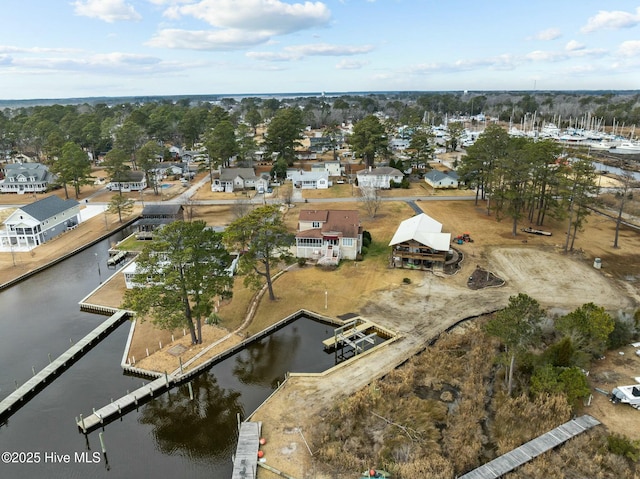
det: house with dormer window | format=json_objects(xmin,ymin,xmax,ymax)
[
  {"xmin": 0, "ymin": 163, "xmax": 55, "ymax": 194},
  {"xmin": 295, "ymin": 209, "xmax": 362, "ymax": 265},
  {"xmin": 1, "ymin": 195, "xmax": 80, "ymax": 248}
]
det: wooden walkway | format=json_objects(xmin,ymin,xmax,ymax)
[
  {"xmin": 77, "ymin": 374, "xmax": 172, "ymax": 432},
  {"xmin": 232, "ymin": 421, "xmax": 261, "ymax": 479},
  {"xmin": 459, "ymin": 415, "xmax": 601, "ymax": 479},
  {"xmin": 0, "ymin": 310, "xmax": 130, "ymax": 424}
]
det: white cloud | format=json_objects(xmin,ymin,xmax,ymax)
[
  {"xmin": 335, "ymin": 59, "xmax": 368, "ymax": 70},
  {"xmin": 533, "ymin": 28, "xmax": 561, "ymax": 41},
  {"xmin": 565, "ymin": 40, "xmax": 585, "ymax": 52},
  {"xmin": 149, "ymin": 0, "xmax": 332, "ymax": 51},
  {"xmin": 72, "ymin": 0, "xmax": 142, "ymax": 22},
  {"xmin": 581, "ymin": 8, "xmax": 640, "ymax": 33},
  {"xmin": 0, "ymin": 45, "xmax": 81, "ymax": 54},
  {"xmin": 247, "ymin": 43, "xmax": 372, "ymax": 62},
  {"xmin": 617, "ymin": 40, "xmax": 640, "ymax": 57},
  {"xmin": 172, "ymin": 0, "xmax": 331, "ymax": 34},
  {"xmin": 147, "ymin": 28, "xmax": 271, "ymax": 50}
]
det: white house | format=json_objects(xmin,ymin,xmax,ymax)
[
  {"xmin": 311, "ymin": 161, "xmax": 342, "ymax": 177},
  {"xmin": 357, "ymin": 167, "xmax": 404, "ymax": 189},
  {"xmin": 389, "ymin": 213, "xmax": 451, "ymax": 270},
  {"xmin": 1, "ymin": 195, "xmax": 80, "ymax": 248},
  {"xmin": 290, "ymin": 170, "xmax": 329, "ymax": 189},
  {"xmin": 295, "ymin": 209, "xmax": 362, "ymax": 264},
  {"xmin": 424, "ymin": 170, "xmax": 459, "ymax": 189},
  {"xmin": 211, "ymin": 167, "xmax": 258, "ymax": 192},
  {"xmin": 107, "ymin": 171, "xmax": 147, "ymax": 192},
  {"xmin": 0, "ymin": 163, "xmax": 55, "ymax": 194}
]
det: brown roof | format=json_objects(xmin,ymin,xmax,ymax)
[
  {"xmin": 297, "ymin": 209, "xmax": 361, "ymax": 238},
  {"xmin": 298, "ymin": 210, "xmax": 329, "ymax": 222}
]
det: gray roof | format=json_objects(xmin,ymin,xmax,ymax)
[
  {"xmin": 141, "ymin": 204, "xmax": 183, "ymax": 216},
  {"xmin": 357, "ymin": 167, "xmax": 404, "ymax": 177},
  {"xmin": 220, "ymin": 168, "xmax": 257, "ymax": 181},
  {"xmin": 425, "ymin": 170, "xmax": 459, "ymax": 181},
  {"xmin": 20, "ymin": 195, "xmax": 79, "ymax": 221},
  {"xmin": 3, "ymin": 163, "xmax": 53, "ymax": 182}
]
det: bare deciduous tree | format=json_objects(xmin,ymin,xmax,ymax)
[
  {"xmin": 359, "ymin": 185, "xmax": 382, "ymax": 219},
  {"xmin": 232, "ymin": 198, "xmax": 253, "ymax": 220}
]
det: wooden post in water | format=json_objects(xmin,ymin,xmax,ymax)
[
  {"xmin": 99, "ymin": 432, "xmax": 107, "ymax": 454},
  {"xmin": 188, "ymin": 382, "xmax": 194, "ymax": 400},
  {"xmin": 48, "ymin": 353, "xmax": 52, "ymax": 364}
]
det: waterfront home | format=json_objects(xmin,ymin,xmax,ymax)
[
  {"xmin": 389, "ymin": 213, "xmax": 451, "ymax": 270},
  {"xmin": 135, "ymin": 204, "xmax": 184, "ymax": 239},
  {"xmin": 295, "ymin": 209, "xmax": 362, "ymax": 264},
  {"xmin": 1, "ymin": 195, "xmax": 80, "ymax": 248},
  {"xmin": 0, "ymin": 163, "xmax": 55, "ymax": 194}
]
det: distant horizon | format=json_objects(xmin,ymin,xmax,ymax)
[{"xmin": 2, "ymin": 88, "xmax": 639, "ymax": 108}]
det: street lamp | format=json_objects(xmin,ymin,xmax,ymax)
[{"xmin": 95, "ymin": 253, "xmax": 102, "ymax": 284}]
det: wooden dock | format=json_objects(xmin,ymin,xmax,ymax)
[
  {"xmin": 322, "ymin": 319, "xmax": 372, "ymax": 349},
  {"xmin": 77, "ymin": 374, "xmax": 172, "ymax": 433},
  {"xmin": 232, "ymin": 421, "xmax": 261, "ymax": 479},
  {"xmin": 0, "ymin": 310, "xmax": 130, "ymax": 424},
  {"xmin": 459, "ymin": 415, "xmax": 601, "ymax": 479}
]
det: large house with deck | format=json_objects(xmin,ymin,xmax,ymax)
[
  {"xmin": 295, "ymin": 209, "xmax": 362, "ymax": 265},
  {"xmin": 1, "ymin": 195, "xmax": 80, "ymax": 249},
  {"xmin": 389, "ymin": 213, "xmax": 451, "ymax": 270}
]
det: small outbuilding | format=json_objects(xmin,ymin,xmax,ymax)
[{"xmin": 424, "ymin": 170, "xmax": 459, "ymax": 189}]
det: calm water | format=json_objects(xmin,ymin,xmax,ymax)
[{"xmin": 0, "ymin": 232, "xmax": 341, "ymax": 478}]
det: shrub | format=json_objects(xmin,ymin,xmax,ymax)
[
  {"xmin": 297, "ymin": 257, "xmax": 307, "ymax": 267},
  {"xmin": 609, "ymin": 317, "xmax": 634, "ymax": 349},
  {"xmin": 362, "ymin": 236, "xmax": 371, "ymax": 248},
  {"xmin": 360, "ymin": 246, "xmax": 368, "ymax": 256},
  {"xmin": 607, "ymin": 433, "xmax": 640, "ymax": 462},
  {"xmin": 403, "ymin": 277, "xmax": 412, "ymax": 284},
  {"xmin": 362, "ymin": 230, "xmax": 372, "ymax": 243}
]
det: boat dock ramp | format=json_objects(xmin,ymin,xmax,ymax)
[{"xmin": 0, "ymin": 310, "xmax": 130, "ymax": 425}]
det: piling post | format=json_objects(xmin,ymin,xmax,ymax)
[
  {"xmin": 79, "ymin": 414, "xmax": 86, "ymax": 432},
  {"xmin": 48, "ymin": 353, "xmax": 52, "ymax": 364},
  {"xmin": 187, "ymin": 382, "xmax": 194, "ymax": 400},
  {"xmin": 164, "ymin": 372, "xmax": 170, "ymax": 387},
  {"xmin": 32, "ymin": 366, "xmax": 36, "ymax": 376},
  {"xmin": 70, "ymin": 338, "xmax": 73, "ymax": 344},
  {"xmin": 159, "ymin": 341, "xmax": 162, "ymax": 350},
  {"xmin": 99, "ymin": 432, "xmax": 107, "ymax": 454},
  {"xmin": 179, "ymin": 357, "xmax": 184, "ymax": 374},
  {"xmin": 14, "ymin": 380, "xmax": 18, "ymax": 390},
  {"xmin": 171, "ymin": 334, "xmax": 174, "ymax": 342},
  {"xmin": 146, "ymin": 348, "xmax": 149, "ymax": 357}
]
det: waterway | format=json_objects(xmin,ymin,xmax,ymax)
[
  {"xmin": 592, "ymin": 161, "xmax": 640, "ymax": 181},
  {"xmin": 0, "ymin": 231, "xmax": 344, "ymax": 478}
]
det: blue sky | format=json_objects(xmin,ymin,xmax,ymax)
[{"xmin": 1, "ymin": 1, "xmax": 639, "ymax": 99}]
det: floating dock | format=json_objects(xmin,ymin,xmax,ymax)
[
  {"xmin": 459, "ymin": 415, "xmax": 600, "ymax": 479},
  {"xmin": 0, "ymin": 310, "xmax": 130, "ymax": 424},
  {"xmin": 231, "ymin": 421, "xmax": 262, "ymax": 479}
]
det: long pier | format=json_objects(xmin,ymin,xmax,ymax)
[{"xmin": 0, "ymin": 310, "xmax": 130, "ymax": 425}]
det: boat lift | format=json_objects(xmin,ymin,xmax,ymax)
[{"xmin": 323, "ymin": 319, "xmax": 377, "ymax": 363}]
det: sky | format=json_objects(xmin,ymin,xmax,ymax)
[{"xmin": 1, "ymin": 0, "xmax": 639, "ymax": 100}]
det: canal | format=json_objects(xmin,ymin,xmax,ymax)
[{"xmin": 0, "ymin": 232, "xmax": 343, "ymax": 478}]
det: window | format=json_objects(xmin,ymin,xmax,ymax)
[
  {"xmin": 342, "ymin": 238, "xmax": 354, "ymax": 247},
  {"xmin": 312, "ymin": 221, "xmax": 320, "ymax": 228}
]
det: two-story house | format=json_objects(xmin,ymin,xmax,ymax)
[
  {"xmin": 1, "ymin": 195, "xmax": 80, "ymax": 249},
  {"xmin": 295, "ymin": 209, "xmax": 362, "ymax": 265},
  {"xmin": 0, "ymin": 163, "xmax": 55, "ymax": 194},
  {"xmin": 389, "ymin": 213, "xmax": 452, "ymax": 270},
  {"xmin": 211, "ymin": 167, "xmax": 258, "ymax": 192},
  {"xmin": 356, "ymin": 167, "xmax": 404, "ymax": 189}
]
